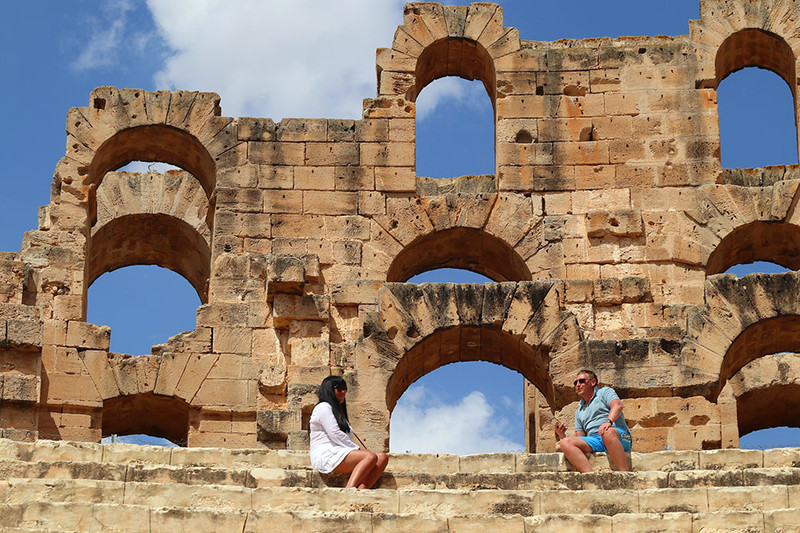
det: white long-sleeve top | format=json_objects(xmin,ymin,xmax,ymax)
[{"xmin": 309, "ymin": 402, "xmax": 359, "ymax": 473}]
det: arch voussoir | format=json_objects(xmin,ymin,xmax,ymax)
[
  {"xmin": 441, "ymin": 5, "xmax": 468, "ymax": 39},
  {"xmin": 502, "ymin": 281, "xmax": 557, "ymax": 336},
  {"xmin": 419, "ymin": 283, "xmax": 461, "ymax": 330},
  {"xmin": 398, "ymin": 5, "xmax": 438, "ymax": 49},
  {"xmin": 376, "ymin": 284, "xmax": 421, "ymax": 352},
  {"xmin": 409, "ymin": 3, "xmax": 448, "ymax": 40},
  {"xmin": 479, "ymin": 282, "xmax": 517, "ymax": 326},
  {"xmin": 393, "ymin": 26, "xmax": 426, "ymax": 57},
  {"xmin": 383, "ymin": 283, "xmax": 438, "ymax": 341},
  {"xmin": 465, "ymin": 3, "xmax": 499, "ymax": 42},
  {"xmin": 708, "ymin": 272, "xmax": 800, "ymax": 330},
  {"xmin": 375, "ymin": 197, "xmax": 435, "ymax": 247},
  {"xmin": 453, "ymin": 283, "xmax": 485, "ymax": 325}
]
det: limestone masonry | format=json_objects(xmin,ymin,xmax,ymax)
[{"xmin": 2, "ymin": 0, "xmax": 800, "ymax": 456}]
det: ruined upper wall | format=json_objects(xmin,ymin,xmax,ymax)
[{"xmin": 2, "ymin": 1, "xmax": 800, "ymax": 452}]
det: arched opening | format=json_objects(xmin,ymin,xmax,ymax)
[
  {"xmin": 719, "ymin": 316, "xmax": 800, "ymax": 390},
  {"xmin": 411, "ymin": 37, "xmax": 496, "ymax": 180},
  {"xmin": 409, "ymin": 38, "xmax": 496, "ymax": 103},
  {"xmin": 84, "ymin": 126, "xmax": 214, "ymax": 335},
  {"xmin": 89, "ymin": 125, "xmax": 216, "ymax": 195},
  {"xmin": 101, "ymin": 434, "xmax": 179, "ymax": 447},
  {"xmin": 387, "ymin": 228, "xmax": 531, "ymax": 282},
  {"xmin": 728, "ymin": 352, "xmax": 800, "ymax": 449},
  {"xmin": 102, "ymin": 393, "xmax": 190, "ymax": 446},
  {"xmin": 87, "ymin": 125, "xmax": 216, "ymax": 229},
  {"xmin": 389, "ymin": 268, "xmax": 526, "ymax": 455},
  {"xmin": 87, "ymin": 214, "xmax": 210, "ymax": 303},
  {"xmin": 740, "ymin": 426, "xmax": 800, "ymax": 449},
  {"xmin": 416, "ymin": 77, "xmax": 495, "ymax": 179},
  {"xmin": 706, "ymin": 222, "xmax": 800, "ymax": 275},
  {"xmin": 87, "ymin": 265, "xmax": 200, "ymax": 355},
  {"xmin": 390, "ymin": 361, "xmax": 525, "ymax": 454},
  {"xmin": 715, "ymin": 29, "xmax": 798, "ymax": 168},
  {"xmin": 724, "ymin": 261, "xmax": 791, "ymax": 277},
  {"xmin": 407, "ymin": 267, "xmax": 493, "ymax": 284},
  {"xmin": 386, "ymin": 325, "xmax": 550, "ymax": 453},
  {"xmin": 737, "ymin": 385, "xmax": 800, "ymax": 437},
  {"xmin": 117, "ymin": 161, "xmax": 180, "ymax": 173}
]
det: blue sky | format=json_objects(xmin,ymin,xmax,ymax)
[{"xmin": 1, "ymin": 1, "xmax": 798, "ymax": 451}]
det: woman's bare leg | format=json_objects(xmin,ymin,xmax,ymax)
[
  {"xmin": 333, "ymin": 450, "xmax": 378, "ymax": 488},
  {"xmin": 360, "ymin": 452, "xmax": 388, "ymax": 489}
]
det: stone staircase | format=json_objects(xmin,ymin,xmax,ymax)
[{"xmin": 0, "ymin": 438, "xmax": 798, "ymax": 532}]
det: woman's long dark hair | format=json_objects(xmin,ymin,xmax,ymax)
[{"xmin": 318, "ymin": 375, "xmax": 350, "ymax": 433}]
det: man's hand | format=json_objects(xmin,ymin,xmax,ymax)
[
  {"xmin": 555, "ymin": 421, "xmax": 567, "ymax": 440},
  {"xmin": 598, "ymin": 420, "xmax": 613, "ymax": 436}
]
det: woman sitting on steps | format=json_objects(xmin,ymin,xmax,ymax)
[{"xmin": 309, "ymin": 375, "xmax": 389, "ymax": 489}]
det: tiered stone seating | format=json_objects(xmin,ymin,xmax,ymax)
[{"xmin": 0, "ymin": 438, "xmax": 798, "ymax": 532}]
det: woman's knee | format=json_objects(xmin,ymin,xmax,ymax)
[
  {"xmin": 361, "ymin": 451, "xmax": 378, "ymax": 467},
  {"xmin": 376, "ymin": 452, "xmax": 389, "ymax": 468}
]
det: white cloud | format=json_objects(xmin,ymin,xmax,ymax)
[
  {"xmin": 501, "ymin": 394, "xmax": 522, "ymax": 416},
  {"xmin": 390, "ymin": 385, "xmax": 524, "ymax": 454},
  {"xmin": 415, "ymin": 77, "xmax": 490, "ymax": 121},
  {"xmin": 146, "ymin": 0, "xmax": 407, "ymax": 120},
  {"xmin": 71, "ymin": 0, "xmax": 137, "ymax": 71}
]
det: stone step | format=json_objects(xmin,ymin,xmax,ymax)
[
  {"xmin": 0, "ymin": 503, "xmax": 798, "ymax": 533},
  {"xmin": 2, "ymin": 457, "xmax": 800, "ymax": 492},
  {"xmin": 24, "ymin": 458, "xmax": 800, "ymax": 491},
  {"xmin": 2, "ymin": 478, "xmax": 799, "ymax": 518},
  {"xmin": 3, "ymin": 438, "xmax": 800, "ymax": 474}
]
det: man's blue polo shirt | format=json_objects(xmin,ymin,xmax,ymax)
[{"xmin": 575, "ymin": 386, "xmax": 631, "ymax": 436}]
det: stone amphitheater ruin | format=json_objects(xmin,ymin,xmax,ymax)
[{"xmin": 1, "ymin": 1, "xmax": 800, "ymax": 530}]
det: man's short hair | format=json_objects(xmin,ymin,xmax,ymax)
[{"xmin": 577, "ymin": 369, "xmax": 598, "ymax": 383}]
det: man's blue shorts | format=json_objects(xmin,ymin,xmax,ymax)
[{"xmin": 578, "ymin": 430, "xmax": 632, "ymax": 453}]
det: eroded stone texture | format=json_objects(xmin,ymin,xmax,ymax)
[{"xmin": 1, "ymin": 0, "xmax": 800, "ymax": 454}]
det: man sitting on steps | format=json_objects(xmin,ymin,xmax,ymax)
[{"xmin": 555, "ymin": 369, "xmax": 632, "ymax": 473}]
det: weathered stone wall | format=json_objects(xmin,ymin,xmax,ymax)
[{"xmin": 1, "ymin": 0, "xmax": 800, "ymax": 452}]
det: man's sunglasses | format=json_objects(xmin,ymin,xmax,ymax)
[{"xmin": 573, "ymin": 378, "xmax": 591, "ymax": 386}]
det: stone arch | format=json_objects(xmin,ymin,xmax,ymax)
[
  {"xmin": 87, "ymin": 213, "xmax": 211, "ymax": 303},
  {"xmin": 349, "ymin": 281, "xmax": 583, "ymax": 450},
  {"xmin": 53, "ymin": 88, "xmax": 237, "ymax": 235},
  {"xmin": 75, "ymin": 350, "xmax": 220, "ymax": 445},
  {"xmin": 61, "ymin": 87, "xmax": 234, "ymax": 196},
  {"xmin": 691, "ymin": 0, "xmax": 800, "ymax": 156},
  {"xmin": 88, "ymin": 125, "xmax": 216, "ymax": 198},
  {"xmin": 103, "ymin": 392, "xmax": 190, "ymax": 446},
  {"xmin": 378, "ymin": 3, "xmax": 519, "ymax": 101},
  {"xmin": 408, "ymin": 37, "xmax": 495, "ymax": 104},
  {"xmin": 690, "ymin": 180, "xmax": 800, "ymax": 274},
  {"xmin": 32, "ymin": 88, "xmax": 236, "ymax": 315},
  {"xmin": 682, "ymin": 271, "xmax": 800, "ymax": 399},
  {"xmin": 375, "ymin": 5, "xmax": 518, "ymax": 179},
  {"xmin": 726, "ymin": 352, "xmax": 800, "ymax": 437},
  {"xmin": 720, "ymin": 315, "xmax": 800, "ymax": 387},
  {"xmin": 706, "ymin": 221, "xmax": 800, "ymax": 274},
  {"xmin": 387, "ymin": 327, "xmax": 547, "ymax": 414},
  {"xmin": 691, "ymin": 0, "xmax": 800, "ymax": 81},
  {"xmin": 714, "ymin": 28, "xmax": 796, "ymax": 94},
  {"xmin": 372, "ymin": 186, "xmax": 559, "ymax": 283},
  {"xmin": 387, "ymin": 227, "xmax": 531, "ymax": 282},
  {"xmin": 94, "ymin": 170, "xmax": 210, "ymax": 241}
]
